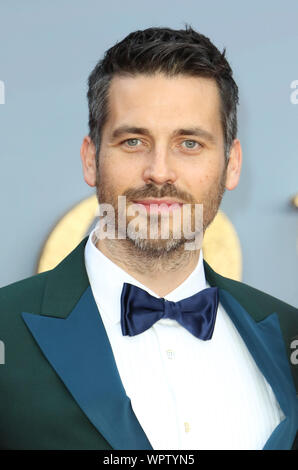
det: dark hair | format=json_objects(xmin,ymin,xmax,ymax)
[{"xmin": 87, "ymin": 25, "xmax": 239, "ymax": 165}]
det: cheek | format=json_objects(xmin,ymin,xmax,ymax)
[
  {"xmin": 181, "ymin": 163, "xmax": 212, "ymax": 188},
  {"xmin": 99, "ymin": 154, "xmax": 140, "ymax": 191},
  {"xmin": 181, "ymin": 162, "xmax": 223, "ymax": 198}
]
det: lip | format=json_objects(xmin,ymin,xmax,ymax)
[
  {"xmin": 131, "ymin": 199, "xmax": 184, "ymax": 213},
  {"xmin": 132, "ymin": 199, "xmax": 184, "ymax": 206}
]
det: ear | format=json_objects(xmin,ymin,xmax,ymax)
[
  {"xmin": 80, "ymin": 136, "xmax": 97, "ymax": 187},
  {"xmin": 225, "ymin": 139, "xmax": 242, "ymax": 191}
]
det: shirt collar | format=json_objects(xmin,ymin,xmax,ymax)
[{"xmin": 84, "ymin": 227, "xmax": 208, "ymax": 326}]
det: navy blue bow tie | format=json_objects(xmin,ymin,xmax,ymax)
[{"xmin": 120, "ymin": 283, "xmax": 219, "ymax": 340}]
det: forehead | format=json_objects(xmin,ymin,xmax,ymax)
[{"xmin": 105, "ymin": 73, "xmax": 222, "ymax": 136}]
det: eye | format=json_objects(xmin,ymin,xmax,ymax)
[
  {"xmin": 123, "ymin": 138, "xmax": 142, "ymax": 147},
  {"xmin": 181, "ymin": 140, "xmax": 201, "ymax": 150}
]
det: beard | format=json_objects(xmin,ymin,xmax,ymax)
[{"xmin": 95, "ymin": 163, "xmax": 227, "ymax": 258}]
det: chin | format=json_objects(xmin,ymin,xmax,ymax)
[{"xmin": 128, "ymin": 236, "xmax": 187, "ymax": 255}]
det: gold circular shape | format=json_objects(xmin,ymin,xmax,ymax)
[
  {"xmin": 291, "ymin": 193, "xmax": 298, "ymax": 209},
  {"xmin": 37, "ymin": 194, "xmax": 242, "ymax": 281},
  {"xmin": 36, "ymin": 194, "xmax": 98, "ymax": 274},
  {"xmin": 202, "ymin": 211, "xmax": 242, "ymax": 281}
]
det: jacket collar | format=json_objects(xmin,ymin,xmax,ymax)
[
  {"xmin": 40, "ymin": 236, "xmax": 90, "ymax": 318},
  {"xmin": 39, "ymin": 235, "xmax": 288, "ymax": 322}
]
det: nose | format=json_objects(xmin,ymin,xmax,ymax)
[{"xmin": 142, "ymin": 148, "xmax": 177, "ymax": 185}]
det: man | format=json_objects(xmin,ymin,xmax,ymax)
[{"xmin": 0, "ymin": 26, "xmax": 297, "ymax": 450}]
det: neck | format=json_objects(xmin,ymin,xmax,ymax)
[{"xmin": 95, "ymin": 237, "xmax": 200, "ymax": 297}]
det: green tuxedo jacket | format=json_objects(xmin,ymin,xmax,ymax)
[{"xmin": 0, "ymin": 236, "xmax": 297, "ymax": 450}]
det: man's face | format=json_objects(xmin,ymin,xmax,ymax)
[{"xmin": 82, "ymin": 72, "xmax": 241, "ymax": 255}]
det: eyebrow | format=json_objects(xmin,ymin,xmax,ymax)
[{"xmin": 110, "ymin": 125, "xmax": 216, "ymax": 144}]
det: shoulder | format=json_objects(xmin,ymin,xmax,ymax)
[
  {"xmin": 0, "ymin": 270, "xmax": 49, "ymax": 319},
  {"xmin": 204, "ymin": 260, "xmax": 297, "ymax": 320},
  {"xmin": 0, "ymin": 235, "xmax": 89, "ymax": 324},
  {"xmin": 0, "ymin": 271, "xmax": 51, "ymax": 370}
]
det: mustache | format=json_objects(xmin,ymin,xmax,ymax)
[{"xmin": 122, "ymin": 183, "xmax": 196, "ymax": 204}]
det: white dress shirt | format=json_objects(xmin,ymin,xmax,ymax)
[{"xmin": 84, "ymin": 227, "xmax": 285, "ymax": 450}]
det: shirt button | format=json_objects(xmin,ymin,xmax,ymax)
[
  {"xmin": 166, "ymin": 349, "xmax": 175, "ymax": 360},
  {"xmin": 184, "ymin": 422, "xmax": 190, "ymax": 433}
]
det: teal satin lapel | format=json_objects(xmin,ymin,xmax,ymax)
[
  {"xmin": 219, "ymin": 288, "xmax": 298, "ymax": 450},
  {"xmin": 22, "ymin": 286, "xmax": 153, "ymax": 450}
]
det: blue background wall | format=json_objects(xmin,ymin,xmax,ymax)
[{"xmin": 0, "ymin": 0, "xmax": 297, "ymax": 306}]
